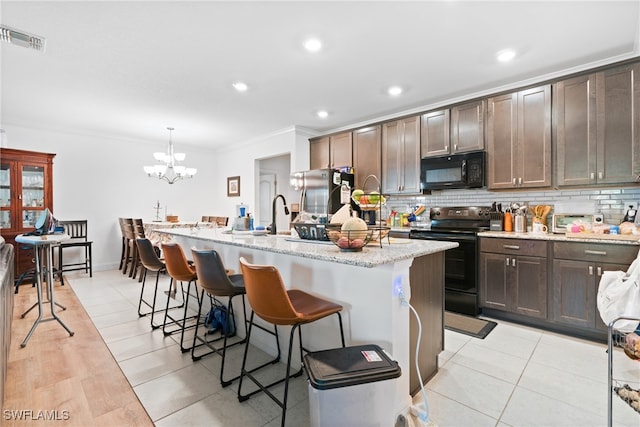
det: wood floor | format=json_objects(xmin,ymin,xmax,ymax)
[{"xmin": 2, "ymin": 279, "xmax": 153, "ymax": 427}]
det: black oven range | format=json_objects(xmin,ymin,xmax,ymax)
[{"xmin": 409, "ymin": 206, "xmax": 492, "ymax": 316}]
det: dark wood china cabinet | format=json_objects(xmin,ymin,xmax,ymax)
[{"xmin": 0, "ymin": 148, "xmax": 55, "ymax": 278}]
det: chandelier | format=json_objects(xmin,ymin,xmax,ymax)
[{"xmin": 143, "ymin": 127, "xmax": 197, "ymax": 184}]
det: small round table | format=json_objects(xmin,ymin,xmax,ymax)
[{"xmin": 15, "ymin": 233, "xmax": 75, "ymax": 347}]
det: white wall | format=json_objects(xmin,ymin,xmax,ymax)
[{"xmin": 2, "ymin": 124, "xmax": 312, "ymax": 271}]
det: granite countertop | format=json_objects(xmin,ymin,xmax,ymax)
[
  {"xmin": 479, "ymin": 231, "xmax": 640, "ymax": 246},
  {"xmin": 156, "ymin": 227, "xmax": 457, "ymax": 268}
]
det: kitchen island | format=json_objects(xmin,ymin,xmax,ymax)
[{"xmin": 156, "ymin": 227, "xmax": 457, "ymax": 420}]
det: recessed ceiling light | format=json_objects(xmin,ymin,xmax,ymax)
[
  {"xmin": 388, "ymin": 86, "xmax": 403, "ymax": 96},
  {"xmin": 304, "ymin": 38, "xmax": 322, "ymax": 52},
  {"xmin": 496, "ymin": 49, "xmax": 516, "ymax": 62},
  {"xmin": 232, "ymin": 82, "xmax": 248, "ymax": 92},
  {"xmin": 317, "ymin": 110, "xmax": 329, "ymax": 118}
]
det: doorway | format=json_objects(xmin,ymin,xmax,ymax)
[{"xmin": 257, "ymin": 154, "xmax": 292, "ymax": 231}]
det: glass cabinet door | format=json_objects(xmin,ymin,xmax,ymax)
[
  {"xmin": 21, "ymin": 165, "xmax": 45, "ymax": 229},
  {"xmin": 0, "ymin": 164, "xmax": 10, "ymax": 229}
]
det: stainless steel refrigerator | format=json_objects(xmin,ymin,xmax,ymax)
[{"xmin": 290, "ymin": 169, "xmax": 354, "ymax": 219}]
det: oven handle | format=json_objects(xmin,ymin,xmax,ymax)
[{"xmin": 410, "ymin": 233, "xmax": 477, "ymax": 242}]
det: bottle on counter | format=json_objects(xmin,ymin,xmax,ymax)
[{"xmin": 504, "ymin": 211, "xmax": 513, "ymax": 232}]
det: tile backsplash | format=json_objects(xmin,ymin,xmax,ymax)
[{"xmin": 384, "ymin": 185, "xmax": 640, "ymax": 225}]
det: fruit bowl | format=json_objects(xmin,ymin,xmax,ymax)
[
  {"xmin": 369, "ymin": 226, "xmax": 391, "ymax": 242},
  {"xmin": 328, "ymin": 229, "xmax": 375, "ymax": 252}
]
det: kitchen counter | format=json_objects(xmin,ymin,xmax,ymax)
[
  {"xmin": 479, "ymin": 230, "xmax": 640, "ymax": 246},
  {"xmin": 156, "ymin": 227, "xmax": 457, "ymax": 418},
  {"xmin": 158, "ymin": 227, "xmax": 455, "ymax": 268}
]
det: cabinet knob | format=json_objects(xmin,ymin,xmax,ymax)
[
  {"xmin": 512, "ymin": 178, "xmax": 516, "ymax": 185},
  {"xmin": 453, "ymin": 144, "xmax": 457, "ymax": 151},
  {"xmin": 588, "ymin": 265, "xmax": 594, "ymax": 275},
  {"xmin": 506, "ymin": 257, "xmax": 510, "ymax": 266},
  {"xmin": 598, "ymin": 171, "xmax": 604, "ymax": 180},
  {"xmin": 512, "ymin": 258, "xmax": 516, "ymax": 267},
  {"xmin": 518, "ymin": 177, "xmax": 522, "ymax": 185},
  {"xmin": 597, "ymin": 266, "xmax": 602, "ymax": 276},
  {"xmin": 590, "ymin": 172, "xmax": 595, "ymax": 180}
]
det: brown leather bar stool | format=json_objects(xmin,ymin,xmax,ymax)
[
  {"xmin": 135, "ymin": 238, "xmax": 170, "ymax": 327},
  {"xmin": 121, "ymin": 218, "xmax": 136, "ymax": 276},
  {"xmin": 190, "ymin": 249, "xmax": 280, "ymax": 387},
  {"xmin": 161, "ymin": 242, "xmax": 201, "ymax": 352},
  {"xmin": 131, "ymin": 218, "xmax": 146, "ymax": 281},
  {"xmin": 237, "ymin": 257, "xmax": 345, "ymax": 427}
]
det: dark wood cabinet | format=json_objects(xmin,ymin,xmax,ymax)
[
  {"xmin": 555, "ymin": 64, "xmax": 640, "ymax": 186},
  {"xmin": 451, "ymin": 100, "xmax": 485, "ymax": 154},
  {"xmin": 309, "ymin": 132, "xmax": 352, "ymax": 170},
  {"xmin": 420, "ymin": 109, "xmax": 450, "ymax": 158},
  {"xmin": 552, "ymin": 242, "xmax": 638, "ymax": 329},
  {"xmin": 596, "ymin": 63, "xmax": 640, "ymax": 184},
  {"xmin": 487, "ymin": 85, "xmax": 551, "ymax": 189},
  {"xmin": 554, "ymin": 74, "xmax": 597, "ymax": 186},
  {"xmin": 381, "ymin": 116, "xmax": 421, "ymax": 194},
  {"xmin": 352, "ymin": 125, "xmax": 381, "ymax": 190},
  {"xmin": 0, "ymin": 148, "xmax": 55, "ymax": 278},
  {"xmin": 309, "ymin": 136, "xmax": 329, "ymax": 170},
  {"xmin": 479, "ymin": 238, "xmax": 547, "ymax": 319}
]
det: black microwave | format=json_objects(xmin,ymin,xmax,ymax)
[{"xmin": 420, "ymin": 151, "xmax": 485, "ymax": 191}]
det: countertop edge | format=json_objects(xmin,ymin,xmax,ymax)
[{"xmin": 156, "ymin": 229, "xmax": 457, "ymax": 268}]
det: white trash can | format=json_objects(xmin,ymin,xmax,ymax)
[{"xmin": 303, "ymin": 344, "xmax": 401, "ymax": 427}]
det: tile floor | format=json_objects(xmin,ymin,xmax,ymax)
[{"xmin": 67, "ymin": 269, "xmax": 640, "ymax": 427}]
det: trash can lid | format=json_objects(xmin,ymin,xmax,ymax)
[{"xmin": 303, "ymin": 344, "xmax": 401, "ymax": 390}]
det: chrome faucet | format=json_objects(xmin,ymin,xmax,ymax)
[{"xmin": 270, "ymin": 194, "xmax": 289, "ymax": 235}]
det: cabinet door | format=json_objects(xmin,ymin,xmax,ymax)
[
  {"xmin": 479, "ymin": 252, "xmax": 509, "ymax": 311},
  {"xmin": 382, "ymin": 120, "xmax": 402, "ymax": 193},
  {"xmin": 0, "ymin": 161, "xmax": 14, "ymax": 232},
  {"xmin": 595, "ymin": 262, "xmax": 631, "ymax": 332},
  {"xmin": 517, "ymin": 85, "xmax": 551, "ymax": 188},
  {"xmin": 552, "ymin": 259, "xmax": 596, "ymax": 328},
  {"xmin": 513, "ymin": 255, "xmax": 547, "ymax": 319},
  {"xmin": 329, "ymin": 132, "xmax": 352, "ymax": 169},
  {"xmin": 596, "ymin": 63, "xmax": 640, "ymax": 184},
  {"xmin": 401, "ymin": 115, "xmax": 421, "ymax": 193},
  {"xmin": 487, "ymin": 93, "xmax": 517, "ymax": 189},
  {"xmin": 420, "ymin": 109, "xmax": 450, "ymax": 158},
  {"xmin": 352, "ymin": 125, "xmax": 381, "ymax": 190},
  {"xmin": 309, "ymin": 137, "xmax": 330, "ymax": 170},
  {"xmin": 451, "ymin": 100, "xmax": 485, "ymax": 154},
  {"xmin": 555, "ymin": 74, "xmax": 597, "ymax": 186}
]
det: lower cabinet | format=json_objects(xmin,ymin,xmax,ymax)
[
  {"xmin": 480, "ymin": 237, "xmax": 639, "ymax": 338},
  {"xmin": 552, "ymin": 242, "xmax": 638, "ymax": 331},
  {"xmin": 479, "ymin": 238, "xmax": 547, "ymax": 319}
]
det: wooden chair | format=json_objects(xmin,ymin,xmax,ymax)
[
  {"xmin": 56, "ymin": 220, "xmax": 93, "ymax": 286},
  {"xmin": 211, "ymin": 216, "xmax": 229, "ymax": 226},
  {"xmin": 237, "ymin": 257, "xmax": 345, "ymax": 427}
]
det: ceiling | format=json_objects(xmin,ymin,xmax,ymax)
[{"xmin": 2, "ymin": 1, "xmax": 640, "ymax": 150}]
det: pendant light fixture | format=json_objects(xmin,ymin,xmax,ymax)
[{"xmin": 143, "ymin": 127, "xmax": 197, "ymax": 184}]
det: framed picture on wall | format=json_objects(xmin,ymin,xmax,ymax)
[{"xmin": 227, "ymin": 176, "xmax": 240, "ymax": 197}]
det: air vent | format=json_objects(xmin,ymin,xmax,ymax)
[{"xmin": 0, "ymin": 25, "xmax": 46, "ymax": 52}]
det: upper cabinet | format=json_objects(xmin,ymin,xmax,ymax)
[
  {"xmin": 555, "ymin": 64, "xmax": 640, "ymax": 186},
  {"xmin": 451, "ymin": 100, "xmax": 485, "ymax": 154},
  {"xmin": 382, "ymin": 116, "xmax": 421, "ymax": 194},
  {"xmin": 309, "ymin": 131, "xmax": 353, "ymax": 170},
  {"xmin": 352, "ymin": 125, "xmax": 381, "ymax": 190},
  {"xmin": 421, "ymin": 100, "xmax": 485, "ymax": 158},
  {"xmin": 420, "ymin": 109, "xmax": 450, "ymax": 157},
  {"xmin": 0, "ymin": 148, "xmax": 55, "ymax": 277},
  {"xmin": 487, "ymin": 85, "xmax": 551, "ymax": 189}
]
